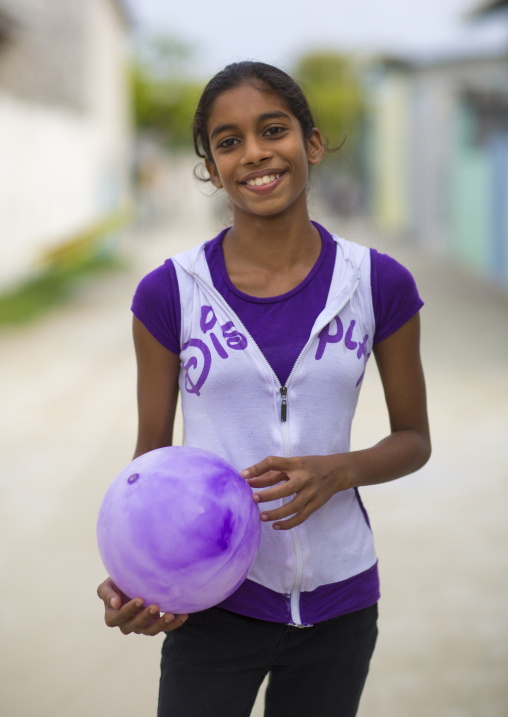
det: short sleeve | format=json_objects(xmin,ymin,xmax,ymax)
[
  {"xmin": 131, "ymin": 260, "xmax": 181, "ymax": 354},
  {"xmin": 370, "ymin": 249, "xmax": 424, "ymax": 344}
]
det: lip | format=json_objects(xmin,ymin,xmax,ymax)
[{"xmin": 239, "ymin": 169, "xmax": 287, "ymax": 194}]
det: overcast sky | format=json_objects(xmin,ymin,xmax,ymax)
[{"xmin": 126, "ymin": 0, "xmax": 508, "ymax": 76}]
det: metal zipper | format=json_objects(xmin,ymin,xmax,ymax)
[{"xmin": 280, "ymin": 386, "xmax": 287, "ymax": 421}]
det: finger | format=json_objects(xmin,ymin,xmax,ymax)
[
  {"xmin": 131, "ymin": 611, "xmax": 189, "ymax": 636},
  {"xmin": 273, "ymin": 494, "xmax": 321, "ymax": 530},
  {"xmin": 160, "ymin": 613, "xmax": 189, "ymax": 633},
  {"xmin": 98, "ymin": 577, "xmax": 134, "ymax": 611},
  {"xmin": 242, "ymin": 456, "xmax": 290, "ymax": 479},
  {"xmin": 259, "ymin": 488, "xmax": 318, "ymax": 523},
  {"xmin": 106, "ymin": 598, "xmax": 145, "ymax": 627},
  {"xmin": 246, "ymin": 471, "xmax": 289, "ymax": 489},
  {"xmin": 97, "ymin": 578, "xmax": 120, "ymax": 608},
  {"xmin": 252, "ymin": 477, "xmax": 303, "ymax": 504},
  {"xmin": 267, "ymin": 500, "xmax": 316, "ymax": 530},
  {"xmin": 119, "ymin": 604, "xmax": 161, "ymax": 634},
  {"xmin": 271, "ymin": 511, "xmax": 309, "ymax": 531},
  {"xmin": 259, "ymin": 500, "xmax": 301, "ymax": 523}
]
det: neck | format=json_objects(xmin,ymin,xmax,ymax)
[
  {"xmin": 224, "ymin": 204, "xmax": 320, "ymax": 270},
  {"xmin": 220, "ymin": 203, "xmax": 323, "ymax": 298}
]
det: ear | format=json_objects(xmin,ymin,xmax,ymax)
[
  {"xmin": 307, "ymin": 128, "xmax": 325, "ymax": 167},
  {"xmin": 205, "ymin": 157, "xmax": 223, "ymax": 189}
]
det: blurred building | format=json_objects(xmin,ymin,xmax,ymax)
[
  {"xmin": 0, "ymin": 0, "xmax": 132, "ymax": 289},
  {"xmin": 367, "ymin": 3, "xmax": 508, "ymax": 290}
]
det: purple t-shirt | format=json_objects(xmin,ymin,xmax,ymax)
[{"xmin": 132, "ymin": 222, "xmax": 423, "ymax": 386}]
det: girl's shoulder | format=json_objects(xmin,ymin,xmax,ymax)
[
  {"xmin": 131, "ymin": 260, "xmax": 181, "ymax": 354},
  {"xmin": 369, "ymin": 248, "xmax": 423, "ymax": 344},
  {"xmin": 130, "ymin": 229, "xmax": 228, "ymax": 354},
  {"xmin": 172, "ymin": 229, "xmax": 228, "ymax": 276}
]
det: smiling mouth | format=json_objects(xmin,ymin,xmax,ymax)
[
  {"xmin": 241, "ymin": 171, "xmax": 287, "ymax": 192},
  {"xmin": 245, "ymin": 173, "xmax": 282, "ymax": 187}
]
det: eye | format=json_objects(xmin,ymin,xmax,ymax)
[
  {"xmin": 216, "ymin": 137, "xmax": 239, "ymax": 150},
  {"xmin": 264, "ymin": 125, "xmax": 287, "ymax": 138}
]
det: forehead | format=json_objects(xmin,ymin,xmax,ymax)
[{"xmin": 207, "ymin": 83, "xmax": 294, "ymax": 132}]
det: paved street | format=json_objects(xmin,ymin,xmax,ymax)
[{"xmin": 1, "ymin": 163, "xmax": 507, "ymax": 717}]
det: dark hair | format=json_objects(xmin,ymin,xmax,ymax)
[{"xmin": 192, "ymin": 61, "xmax": 316, "ymax": 164}]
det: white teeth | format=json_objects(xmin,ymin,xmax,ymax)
[{"xmin": 247, "ymin": 174, "xmax": 280, "ymax": 187}]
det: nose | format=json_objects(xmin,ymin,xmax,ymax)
[{"xmin": 241, "ymin": 134, "xmax": 272, "ymax": 165}]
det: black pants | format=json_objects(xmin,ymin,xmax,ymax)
[{"xmin": 158, "ymin": 603, "xmax": 378, "ymax": 717}]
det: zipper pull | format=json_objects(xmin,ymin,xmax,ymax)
[{"xmin": 280, "ymin": 386, "xmax": 287, "ymax": 422}]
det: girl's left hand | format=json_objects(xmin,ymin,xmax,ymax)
[{"xmin": 241, "ymin": 455, "xmax": 352, "ymax": 530}]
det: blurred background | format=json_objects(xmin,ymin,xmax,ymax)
[{"xmin": 0, "ymin": 1, "xmax": 507, "ymax": 716}]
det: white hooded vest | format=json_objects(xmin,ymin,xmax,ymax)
[{"xmin": 171, "ymin": 233, "xmax": 378, "ymax": 626}]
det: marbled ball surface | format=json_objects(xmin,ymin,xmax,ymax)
[{"xmin": 97, "ymin": 446, "xmax": 261, "ymax": 613}]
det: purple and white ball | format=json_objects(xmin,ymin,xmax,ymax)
[{"xmin": 97, "ymin": 446, "xmax": 261, "ymax": 613}]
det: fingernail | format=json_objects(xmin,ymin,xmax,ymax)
[
  {"xmin": 273, "ymin": 524, "xmax": 281, "ymax": 530},
  {"xmin": 261, "ymin": 513, "xmax": 268, "ymax": 521},
  {"xmin": 149, "ymin": 606, "xmax": 158, "ymax": 615},
  {"xmin": 253, "ymin": 494, "xmax": 260, "ymax": 502},
  {"xmin": 241, "ymin": 470, "xmax": 250, "ymax": 478},
  {"xmin": 164, "ymin": 614, "xmax": 174, "ymax": 623}
]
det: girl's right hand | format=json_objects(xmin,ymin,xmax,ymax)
[{"xmin": 97, "ymin": 577, "xmax": 188, "ymax": 636}]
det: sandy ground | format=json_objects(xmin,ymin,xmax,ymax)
[{"xmin": 1, "ymin": 163, "xmax": 507, "ymax": 716}]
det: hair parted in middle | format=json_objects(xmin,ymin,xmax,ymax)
[{"xmin": 192, "ymin": 61, "xmax": 317, "ymax": 165}]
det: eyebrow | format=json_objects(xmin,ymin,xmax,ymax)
[{"xmin": 210, "ymin": 111, "xmax": 291, "ymax": 140}]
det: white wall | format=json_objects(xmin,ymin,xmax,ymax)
[{"xmin": 0, "ymin": 0, "xmax": 131, "ymax": 289}]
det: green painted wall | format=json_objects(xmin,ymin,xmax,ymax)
[{"xmin": 449, "ymin": 104, "xmax": 491, "ymax": 276}]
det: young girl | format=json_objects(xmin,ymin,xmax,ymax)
[{"xmin": 97, "ymin": 61, "xmax": 431, "ymax": 717}]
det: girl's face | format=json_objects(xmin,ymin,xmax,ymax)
[{"xmin": 205, "ymin": 83, "xmax": 324, "ymax": 220}]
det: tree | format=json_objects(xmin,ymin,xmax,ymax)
[
  {"xmin": 294, "ymin": 52, "xmax": 365, "ymax": 152},
  {"xmin": 294, "ymin": 52, "xmax": 368, "ymax": 215},
  {"xmin": 129, "ymin": 33, "xmax": 203, "ymax": 149}
]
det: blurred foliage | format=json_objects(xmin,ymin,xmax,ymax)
[
  {"xmin": 294, "ymin": 52, "xmax": 365, "ymax": 153},
  {"xmin": 0, "ymin": 208, "xmax": 132, "ymax": 327},
  {"xmin": 128, "ymin": 34, "xmax": 368, "ymax": 202},
  {"xmin": 0, "ymin": 254, "xmax": 126, "ymax": 327},
  {"xmin": 40, "ymin": 206, "xmax": 133, "ymax": 268},
  {"xmin": 130, "ymin": 39, "xmax": 366, "ymax": 156},
  {"xmin": 130, "ymin": 33, "xmax": 203, "ymax": 148},
  {"xmin": 294, "ymin": 52, "xmax": 368, "ymax": 216}
]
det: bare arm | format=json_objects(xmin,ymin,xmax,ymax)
[
  {"xmin": 352, "ymin": 310, "xmax": 430, "ymax": 485},
  {"xmin": 97, "ymin": 317, "xmax": 188, "ymax": 634},
  {"xmin": 132, "ymin": 315, "xmax": 181, "ymax": 458},
  {"xmin": 243, "ymin": 313, "xmax": 431, "ymax": 529}
]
